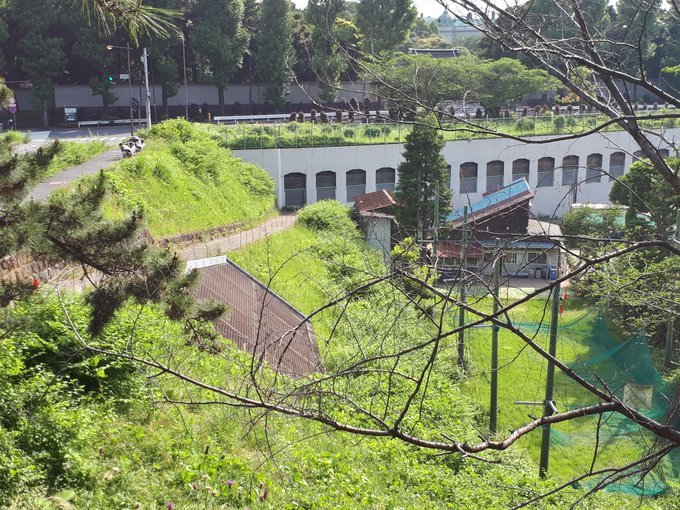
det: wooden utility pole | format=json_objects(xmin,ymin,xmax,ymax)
[
  {"xmin": 490, "ymin": 238, "xmax": 501, "ymax": 434},
  {"xmin": 457, "ymin": 206, "xmax": 468, "ymax": 369}
]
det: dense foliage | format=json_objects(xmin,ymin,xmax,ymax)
[{"xmin": 102, "ymin": 119, "xmax": 276, "ymax": 237}]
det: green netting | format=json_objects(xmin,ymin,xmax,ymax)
[{"xmin": 517, "ymin": 314, "xmax": 679, "ymax": 496}]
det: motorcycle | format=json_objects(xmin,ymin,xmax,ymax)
[
  {"xmin": 119, "ymin": 140, "xmax": 137, "ymax": 158},
  {"xmin": 129, "ymin": 136, "xmax": 145, "ymax": 152}
]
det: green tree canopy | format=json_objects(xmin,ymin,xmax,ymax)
[
  {"xmin": 395, "ymin": 119, "xmax": 452, "ymax": 235},
  {"xmin": 355, "ymin": 0, "xmax": 416, "ymax": 54},
  {"xmin": 256, "ymin": 0, "xmax": 296, "ymax": 110},
  {"xmin": 192, "ymin": 0, "xmax": 250, "ymax": 113}
]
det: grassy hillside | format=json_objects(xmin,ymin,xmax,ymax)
[
  {"xmin": 102, "ymin": 119, "xmax": 276, "ymax": 238},
  {"xmin": 1, "ymin": 202, "xmax": 677, "ymax": 508}
]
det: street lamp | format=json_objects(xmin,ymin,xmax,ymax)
[
  {"xmin": 462, "ymin": 90, "xmax": 473, "ymax": 118},
  {"xmin": 106, "ymin": 43, "xmax": 134, "ymax": 136},
  {"xmin": 180, "ymin": 33, "xmax": 189, "ymax": 120}
]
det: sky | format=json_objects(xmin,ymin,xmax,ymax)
[{"xmin": 291, "ymin": 0, "xmax": 446, "ymax": 19}]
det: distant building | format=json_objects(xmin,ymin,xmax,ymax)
[
  {"xmin": 408, "ymin": 48, "xmax": 462, "ymax": 58},
  {"xmin": 353, "ymin": 189, "xmax": 397, "ymax": 263},
  {"xmin": 436, "ymin": 11, "xmax": 484, "ymax": 42},
  {"xmin": 441, "ymin": 178, "xmax": 563, "ymax": 280}
]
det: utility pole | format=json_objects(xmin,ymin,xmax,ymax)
[
  {"xmin": 490, "ymin": 238, "xmax": 501, "ymax": 434},
  {"xmin": 457, "ymin": 206, "xmax": 468, "ymax": 370},
  {"xmin": 433, "ymin": 179, "xmax": 440, "ymax": 265},
  {"xmin": 416, "ymin": 169, "xmax": 422, "ymax": 242},
  {"xmin": 664, "ymin": 210, "xmax": 680, "ymax": 369},
  {"xmin": 539, "ymin": 268, "xmax": 561, "ymax": 479},
  {"xmin": 142, "ymin": 48, "xmax": 152, "ymax": 128}
]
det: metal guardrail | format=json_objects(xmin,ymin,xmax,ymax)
[{"xmin": 77, "ymin": 119, "xmax": 147, "ymax": 128}]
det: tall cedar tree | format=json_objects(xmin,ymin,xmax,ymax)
[
  {"xmin": 256, "ymin": 0, "xmax": 296, "ymax": 110},
  {"xmin": 395, "ymin": 121, "xmax": 452, "ymax": 235},
  {"xmin": 192, "ymin": 0, "xmax": 250, "ymax": 114},
  {"xmin": 355, "ymin": 0, "xmax": 416, "ymax": 54}
]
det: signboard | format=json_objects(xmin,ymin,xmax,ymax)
[
  {"xmin": 18, "ymin": 81, "xmax": 32, "ymax": 89},
  {"xmin": 64, "ymin": 107, "xmax": 77, "ymax": 123},
  {"xmin": 119, "ymin": 73, "xmax": 130, "ymax": 80}
]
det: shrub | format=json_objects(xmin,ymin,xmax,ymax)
[
  {"xmin": 147, "ymin": 118, "xmax": 197, "ymax": 143},
  {"xmin": 364, "ymin": 127, "xmax": 381, "ymax": 138},
  {"xmin": 515, "ymin": 118, "xmax": 535, "ymax": 132},
  {"xmin": 298, "ymin": 200, "xmax": 356, "ymax": 233},
  {"xmin": 343, "ymin": 128, "xmax": 355, "ymax": 139}
]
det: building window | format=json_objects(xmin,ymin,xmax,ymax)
[
  {"xmin": 316, "ymin": 171, "xmax": 336, "ymax": 201},
  {"xmin": 346, "ymin": 169, "xmax": 366, "ymax": 201},
  {"xmin": 528, "ymin": 252, "xmax": 547, "ymax": 265},
  {"xmin": 609, "ymin": 152, "xmax": 625, "ymax": 181},
  {"xmin": 284, "ymin": 172, "xmax": 306, "ymax": 208},
  {"xmin": 505, "ymin": 252, "xmax": 518, "ymax": 264},
  {"xmin": 659, "ymin": 148, "xmax": 670, "ymax": 158},
  {"xmin": 376, "ymin": 167, "xmax": 396, "ymax": 192},
  {"xmin": 486, "ymin": 160, "xmax": 504, "ymax": 192},
  {"xmin": 537, "ymin": 157, "xmax": 555, "ymax": 187},
  {"xmin": 460, "ymin": 162, "xmax": 478, "ymax": 193},
  {"xmin": 561, "ymin": 155, "xmax": 579, "ymax": 186},
  {"xmin": 512, "ymin": 159, "xmax": 530, "ymax": 182},
  {"xmin": 585, "ymin": 153, "xmax": 603, "ymax": 183},
  {"xmin": 446, "ymin": 165, "xmax": 452, "ymax": 187}
]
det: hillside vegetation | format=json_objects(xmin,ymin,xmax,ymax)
[
  {"xmin": 102, "ymin": 119, "xmax": 276, "ymax": 238},
  {"xmin": 1, "ymin": 202, "xmax": 677, "ymax": 508}
]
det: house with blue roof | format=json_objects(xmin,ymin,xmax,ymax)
[{"xmin": 440, "ymin": 178, "xmax": 563, "ymax": 279}]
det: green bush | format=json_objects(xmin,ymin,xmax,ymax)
[
  {"xmin": 364, "ymin": 126, "xmax": 382, "ymax": 138},
  {"xmin": 298, "ymin": 200, "xmax": 356, "ymax": 233},
  {"xmin": 146, "ymin": 118, "xmax": 198, "ymax": 143},
  {"xmin": 515, "ymin": 118, "xmax": 535, "ymax": 132}
]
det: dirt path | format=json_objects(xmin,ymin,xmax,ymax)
[{"xmin": 178, "ymin": 214, "xmax": 297, "ymax": 260}]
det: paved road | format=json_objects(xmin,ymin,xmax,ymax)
[
  {"xmin": 28, "ymin": 148, "xmax": 122, "ymax": 201},
  {"xmin": 179, "ymin": 214, "xmax": 298, "ymax": 260}
]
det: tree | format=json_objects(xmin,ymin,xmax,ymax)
[
  {"xmin": 78, "ymin": 0, "xmax": 179, "ymax": 43},
  {"xmin": 355, "ymin": 0, "xmax": 417, "ymax": 54},
  {"xmin": 192, "ymin": 0, "xmax": 250, "ymax": 114},
  {"xmin": 256, "ymin": 0, "xmax": 296, "ymax": 111},
  {"xmin": 89, "ymin": 76, "xmax": 118, "ymax": 116},
  {"xmin": 306, "ymin": 0, "xmax": 360, "ymax": 104},
  {"xmin": 395, "ymin": 119, "xmax": 452, "ymax": 235}
]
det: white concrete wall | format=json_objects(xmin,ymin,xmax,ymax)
[{"xmin": 232, "ymin": 128, "xmax": 680, "ymax": 218}]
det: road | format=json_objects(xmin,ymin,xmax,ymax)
[{"xmin": 13, "ymin": 126, "xmax": 132, "ymax": 155}]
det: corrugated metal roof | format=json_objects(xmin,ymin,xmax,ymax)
[
  {"xmin": 436, "ymin": 241, "xmax": 484, "ymax": 259},
  {"xmin": 527, "ymin": 219, "xmax": 563, "ymax": 238},
  {"xmin": 353, "ymin": 189, "xmax": 396, "ymax": 212},
  {"xmin": 447, "ymin": 178, "xmax": 534, "ymax": 225},
  {"xmin": 189, "ymin": 256, "xmax": 321, "ymax": 377}
]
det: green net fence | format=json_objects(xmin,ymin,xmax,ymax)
[{"xmin": 517, "ymin": 313, "xmax": 679, "ymax": 496}]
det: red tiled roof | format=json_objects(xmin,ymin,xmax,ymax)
[
  {"xmin": 353, "ymin": 189, "xmax": 396, "ymax": 212},
  {"xmin": 189, "ymin": 256, "xmax": 321, "ymax": 377},
  {"xmin": 437, "ymin": 241, "xmax": 484, "ymax": 259}
]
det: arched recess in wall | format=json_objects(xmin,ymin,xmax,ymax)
[
  {"xmin": 284, "ymin": 172, "xmax": 306, "ymax": 208},
  {"xmin": 376, "ymin": 167, "xmax": 396, "ymax": 192},
  {"xmin": 347, "ymin": 169, "xmax": 366, "ymax": 202},
  {"xmin": 512, "ymin": 159, "xmax": 530, "ymax": 183},
  {"xmin": 459, "ymin": 162, "xmax": 478, "ymax": 193},
  {"xmin": 316, "ymin": 171, "xmax": 336, "ymax": 200},
  {"xmin": 561, "ymin": 155, "xmax": 579, "ymax": 186},
  {"xmin": 537, "ymin": 157, "xmax": 555, "ymax": 187},
  {"xmin": 609, "ymin": 152, "xmax": 625, "ymax": 181},
  {"xmin": 585, "ymin": 153, "xmax": 603, "ymax": 182},
  {"xmin": 486, "ymin": 160, "xmax": 504, "ymax": 191}
]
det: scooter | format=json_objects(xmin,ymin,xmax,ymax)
[
  {"xmin": 129, "ymin": 136, "xmax": 145, "ymax": 152},
  {"xmin": 119, "ymin": 140, "xmax": 137, "ymax": 158}
]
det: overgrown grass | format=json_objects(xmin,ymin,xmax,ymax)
[
  {"xmin": 204, "ymin": 111, "xmax": 680, "ymax": 150},
  {"xmin": 42, "ymin": 140, "xmax": 109, "ymax": 179},
  {"xmin": 2, "ymin": 201, "xmax": 677, "ymax": 508},
  {"xmin": 101, "ymin": 119, "xmax": 276, "ymax": 237},
  {"xmin": 2, "ymin": 131, "xmax": 30, "ymax": 145}
]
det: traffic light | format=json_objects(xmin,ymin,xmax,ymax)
[{"xmin": 108, "ymin": 75, "xmax": 114, "ymax": 82}]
